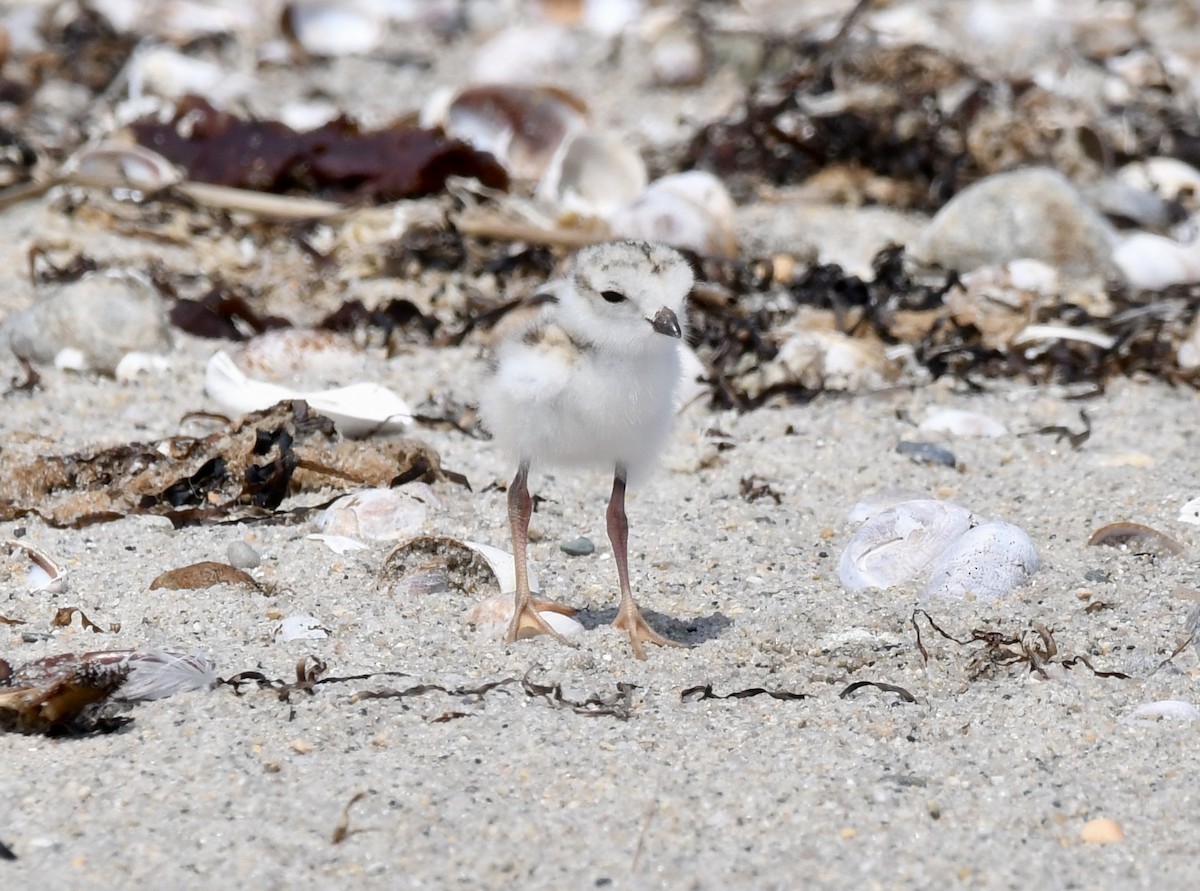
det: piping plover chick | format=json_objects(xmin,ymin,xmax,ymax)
[{"xmin": 479, "ymin": 240, "xmax": 693, "ymax": 659}]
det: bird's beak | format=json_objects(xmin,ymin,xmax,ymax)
[{"xmin": 648, "ymin": 307, "xmax": 682, "ymax": 339}]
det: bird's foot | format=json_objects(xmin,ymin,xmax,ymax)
[
  {"xmin": 612, "ymin": 604, "xmax": 686, "ymax": 661},
  {"xmin": 506, "ymin": 597, "xmax": 577, "ymax": 644}
]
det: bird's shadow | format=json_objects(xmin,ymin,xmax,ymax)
[{"xmin": 574, "ymin": 607, "xmax": 732, "ymax": 645}]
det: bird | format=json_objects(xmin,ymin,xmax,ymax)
[{"xmin": 478, "ymin": 240, "xmax": 694, "ymax": 659}]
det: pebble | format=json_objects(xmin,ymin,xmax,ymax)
[
  {"xmin": 226, "ymin": 540, "xmax": 261, "ymax": 569},
  {"xmin": 0, "ymin": 275, "xmax": 170, "ymax": 374},
  {"xmin": 896, "ymin": 440, "xmax": 957, "ymax": 468},
  {"xmin": 560, "ymin": 536, "xmax": 596, "ymax": 556},
  {"xmin": 909, "ymin": 168, "xmax": 1117, "ymax": 278}
]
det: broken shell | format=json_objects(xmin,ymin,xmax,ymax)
[
  {"xmin": 233, "ymin": 328, "xmax": 366, "ymax": 380},
  {"xmin": 466, "ymin": 591, "xmax": 584, "ymax": 640},
  {"xmin": 6, "ymin": 539, "xmax": 67, "ymax": 594},
  {"xmin": 306, "ymin": 534, "xmax": 369, "ymax": 554},
  {"xmin": 1079, "ymin": 818, "xmax": 1125, "ymax": 845},
  {"xmin": 922, "ymin": 521, "xmax": 1040, "ymax": 602},
  {"xmin": 1178, "ymin": 497, "xmax": 1200, "ymax": 526},
  {"xmin": 846, "ymin": 490, "xmax": 931, "ymax": 525},
  {"xmin": 204, "ymin": 350, "xmax": 412, "ymax": 437},
  {"xmin": 128, "ymin": 45, "xmax": 249, "ymax": 106},
  {"xmin": 1087, "ymin": 522, "xmax": 1185, "ymax": 556},
  {"xmin": 315, "ymin": 486, "xmax": 438, "ymax": 542},
  {"xmin": 918, "ymin": 408, "xmax": 1008, "ymax": 438},
  {"xmin": 839, "ymin": 500, "xmax": 974, "ymax": 590},
  {"xmin": 377, "ymin": 536, "xmax": 538, "ymax": 600},
  {"xmin": 274, "ymin": 615, "xmax": 330, "ymax": 642},
  {"xmin": 609, "ymin": 170, "xmax": 737, "ymax": 258},
  {"xmin": 1010, "ymin": 324, "xmax": 1116, "ymax": 351},
  {"xmin": 538, "ymin": 132, "xmax": 647, "ymax": 220},
  {"xmin": 434, "ymin": 85, "xmax": 588, "ymax": 181},
  {"xmin": 284, "ymin": 2, "xmax": 385, "ymax": 57},
  {"xmin": 1121, "ymin": 700, "xmax": 1200, "ymax": 724},
  {"xmin": 1112, "ymin": 230, "xmax": 1200, "ymax": 290},
  {"xmin": 1117, "ymin": 157, "xmax": 1200, "ymax": 209},
  {"xmin": 63, "ymin": 142, "xmax": 182, "ymax": 192}
]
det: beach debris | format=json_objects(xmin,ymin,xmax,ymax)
[
  {"xmin": 0, "ymin": 401, "xmax": 447, "ymax": 528},
  {"xmin": 839, "ymin": 500, "xmax": 973, "ymax": 590},
  {"xmin": 1179, "ymin": 497, "xmax": 1200, "ymax": 526},
  {"xmin": 283, "ymin": 2, "xmax": 386, "ymax": 58},
  {"xmin": 6, "ymin": 539, "xmax": 67, "ymax": 593},
  {"xmin": 922, "ymin": 522, "xmax": 1040, "ymax": 603},
  {"xmin": 559, "ymin": 536, "xmax": 595, "ymax": 556},
  {"xmin": 315, "ymin": 485, "xmax": 437, "ymax": 542},
  {"xmin": 330, "ymin": 791, "xmax": 372, "ymax": 845},
  {"xmin": 681, "ymin": 684, "xmax": 812, "ymax": 703},
  {"xmin": 204, "ymin": 351, "xmax": 413, "ymax": 437},
  {"xmin": 538, "ymin": 131, "xmax": 648, "ymax": 220},
  {"xmin": 0, "ymin": 649, "xmax": 216, "ymax": 734},
  {"xmin": 62, "ymin": 141, "xmax": 182, "ymax": 192},
  {"xmin": 609, "ymin": 170, "xmax": 737, "ymax": 259},
  {"xmin": 149, "ymin": 561, "xmax": 260, "ymax": 592},
  {"xmin": 1079, "ymin": 818, "xmax": 1125, "ymax": 845},
  {"xmin": 52, "ymin": 607, "xmax": 119, "ymax": 634},
  {"xmin": 306, "ymin": 534, "xmax": 369, "ymax": 555},
  {"xmin": 1, "ymin": 274, "xmax": 170, "ymax": 375},
  {"xmin": 377, "ymin": 536, "xmax": 530, "ymax": 600},
  {"xmin": 467, "ymin": 592, "xmax": 584, "ymax": 641},
  {"xmin": 226, "ymin": 540, "xmax": 261, "ymax": 569},
  {"xmin": 1113, "ymin": 230, "xmax": 1200, "ymax": 290},
  {"xmin": 896, "ymin": 440, "xmax": 957, "ymax": 468},
  {"xmin": 917, "ymin": 408, "xmax": 1007, "ymax": 439},
  {"xmin": 1087, "ymin": 522, "xmax": 1186, "ymax": 556},
  {"xmin": 131, "ymin": 96, "xmax": 509, "ymax": 203},
  {"xmin": 274, "ymin": 615, "xmax": 329, "ymax": 642},
  {"xmin": 1121, "ymin": 700, "xmax": 1200, "ymax": 723},
  {"xmin": 911, "ymin": 611, "xmax": 1130, "ymax": 682}
]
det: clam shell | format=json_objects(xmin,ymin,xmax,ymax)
[
  {"xmin": 315, "ymin": 486, "xmax": 437, "ymax": 542},
  {"xmin": 922, "ymin": 521, "xmax": 1040, "ymax": 602},
  {"xmin": 204, "ymin": 350, "xmax": 412, "ymax": 437},
  {"xmin": 466, "ymin": 591, "xmax": 584, "ymax": 640},
  {"xmin": 610, "ymin": 171, "xmax": 737, "ymax": 258},
  {"xmin": 376, "ymin": 536, "xmax": 539, "ymax": 600},
  {"xmin": 839, "ymin": 500, "xmax": 974, "ymax": 590},
  {"xmin": 64, "ymin": 142, "xmax": 182, "ymax": 192},
  {"xmin": 538, "ymin": 132, "xmax": 647, "ymax": 220}
]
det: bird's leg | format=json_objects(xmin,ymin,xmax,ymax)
[
  {"xmin": 505, "ymin": 461, "xmax": 575, "ymax": 644},
  {"xmin": 608, "ymin": 465, "xmax": 684, "ymax": 660}
]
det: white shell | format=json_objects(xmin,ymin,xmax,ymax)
[
  {"xmin": 839, "ymin": 500, "xmax": 974, "ymax": 590},
  {"xmin": 610, "ymin": 171, "xmax": 737, "ymax": 258},
  {"xmin": 1010, "ymin": 324, "xmax": 1117, "ymax": 350},
  {"xmin": 315, "ymin": 486, "xmax": 437, "ymax": 542},
  {"xmin": 538, "ymin": 132, "xmax": 647, "ymax": 220},
  {"xmin": 285, "ymin": 2, "xmax": 384, "ymax": 57},
  {"xmin": 1120, "ymin": 700, "xmax": 1200, "ymax": 723},
  {"xmin": 274, "ymin": 614, "xmax": 330, "ymax": 642},
  {"xmin": 465, "ymin": 591, "xmax": 584, "ymax": 640},
  {"xmin": 846, "ymin": 490, "xmax": 931, "ymax": 524},
  {"xmin": 918, "ymin": 408, "xmax": 1008, "ymax": 438},
  {"xmin": 63, "ymin": 142, "xmax": 182, "ymax": 192},
  {"xmin": 203, "ymin": 350, "xmax": 412, "ymax": 437},
  {"xmin": 234, "ymin": 328, "xmax": 365, "ymax": 379},
  {"xmin": 6, "ymin": 539, "xmax": 67, "ymax": 594},
  {"xmin": 1117, "ymin": 157, "xmax": 1200, "ymax": 207},
  {"xmin": 1112, "ymin": 231, "xmax": 1200, "ymax": 290},
  {"xmin": 1178, "ymin": 496, "xmax": 1200, "ymax": 526},
  {"xmin": 922, "ymin": 522, "xmax": 1040, "ymax": 602},
  {"xmin": 306, "ymin": 533, "xmax": 370, "ymax": 554}
]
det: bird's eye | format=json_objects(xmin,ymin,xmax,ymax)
[{"xmin": 601, "ymin": 290, "xmax": 626, "ymax": 304}]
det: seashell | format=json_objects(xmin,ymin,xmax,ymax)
[
  {"xmin": 466, "ymin": 591, "xmax": 584, "ymax": 641},
  {"xmin": 233, "ymin": 328, "xmax": 365, "ymax": 380},
  {"xmin": 1112, "ymin": 231, "xmax": 1200, "ymax": 290},
  {"xmin": 1120, "ymin": 700, "xmax": 1200, "ymax": 724},
  {"xmin": 609, "ymin": 170, "xmax": 737, "ymax": 258},
  {"xmin": 918, "ymin": 408, "xmax": 1008, "ymax": 438},
  {"xmin": 1079, "ymin": 818, "xmax": 1125, "ymax": 845},
  {"xmin": 6, "ymin": 539, "xmax": 67, "ymax": 594},
  {"xmin": 315, "ymin": 486, "xmax": 438, "ymax": 542},
  {"xmin": 846, "ymin": 490, "xmax": 930, "ymax": 524},
  {"xmin": 538, "ymin": 132, "xmax": 647, "ymax": 220},
  {"xmin": 640, "ymin": 9, "xmax": 705, "ymax": 87},
  {"xmin": 470, "ymin": 24, "xmax": 577, "ymax": 85},
  {"xmin": 433, "ymin": 85, "xmax": 588, "ymax": 182},
  {"xmin": 1178, "ymin": 497, "xmax": 1200, "ymax": 526},
  {"xmin": 204, "ymin": 350, "xmax": 412, "ymax": 437},
  {"xmin": 762, "ymin": 325, "xmax": 895, "ymax": 394},
  {"xmin": 114, "ymin": 351, "xmax": 172, "ymax": 382},
  {"xmin": 283, "ymin": 2, "xmax": 385, "ymax": 57},
  {"xmin": 922, "ymin": 521, "xmax": 1040, "ymax": 602},
  {"xmin": 63, "ymin": 142, "xmax": 182, "ymax": 192},
  {"xmin": 839, "ymin": 499, "xmax": 974, "ymax": 590},
  {"xmin": 306, "ymin": 533, "xmax": 370, "ymax": 554},
  {"xmin": 2, "ymin": 275, "xmax": 170, "ymax": 375},
  {"xmin": 1009, "ymin": 324, "xmax": 1116, "ymax": 351},
  {"xmin": 959, "ymin": 258, "xmax": 1061, "ymax": 296},
  {"xmin": 274, "ymin": 614, "xmax": 330, "ymax": 642},
  {"xmin": 128, "ymin": 45, "xmax": 249, "ymax": 106},
  {"xmin": 1117, "ymin": 157, "xmax": 1200, "ymax": 208},
  {"xmin": 1179, "ymin": 319, "xmax": 1200, "ymax": 371},
  {"xmin": 377, "ymin": 536, "xmax": 539, "ymax": 600},
  {"xmin": 1087, "ymin": 522, "xmax": 1185, "ymax": 556}
]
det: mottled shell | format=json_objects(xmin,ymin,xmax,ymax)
[{"xmin": 839, "ymin": 500, "xmax": 974, "ymax": 590}]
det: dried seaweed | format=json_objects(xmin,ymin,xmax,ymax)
[
  {"xmin": 838, "ymin": 680, "xmax": 916, "ymax": 703},
  {"xmin": 680, "ymin": 684, "xmax": 811, "ymax": 703},
  {"xmin": 738, "ymin": 475, "xmax": 782, "ymax": 504},
  {"xmin": 52, "ymin": 607, "xmax": 119, "ymax": 634},
  {"xmin": 131, "ymin": 96, "xmax": 509, "ymax": 203},
  {"xmin": 1026, "ymin": 410, "xmax": 1092, "ymax": 449},
  {"xmin": 911, "ymin": 610, "xmax": 1130, "ymax": 680},
  {"xmin": 0, "ymin": 401, "xmax": 448, "ymax": 527},
  {"xmin": 330, "ymin": 792, "xmax": 372, "ymax": 845}
]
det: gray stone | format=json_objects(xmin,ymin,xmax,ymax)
[
  {"xmin": 909, "ymin": 167, "xmax": 1118, "ymax": 278},
  {"xmin": 559, "ymin": 536, "xmax": 596, "ymax": 556},
  {"xmin": 1, "ymin": 274, "xmax": 170, "ymax": 374},
  {"xmin": 226, "ymin": 540, "xmax": 262, "ymax": 569}
]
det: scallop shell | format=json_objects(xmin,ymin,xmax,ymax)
[
  {"xmin": 839, "ymin": 500, "xmax": 974, "ymax": 590},
  {"xmin": 204, "ymin": 350, "xmax": 412, "ymax": 437},
  {"xmin": 922, "ymin": 521, "xmax": 1040, "ymax": 602},
  {"xmin": 315, "ymin": 486, "xmax": 437, "ymax": 542}
]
